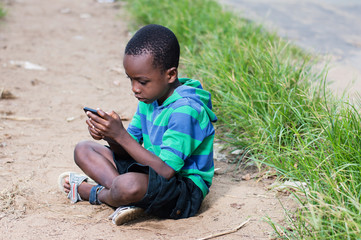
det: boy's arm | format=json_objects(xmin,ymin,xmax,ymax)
[
  {"xmin": 114, "ymin": 131, "xmax": 176, "ymax": 179},
  {"xmin": 89, "ymin": 110, "xmax": 175, "ymax": 180},
  {"xmin": 103, "ymin": 137, "xmax": 131, "ymax": 158}
]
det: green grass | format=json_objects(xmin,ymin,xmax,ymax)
[
  {"xmin": 123, "ymin": 0, "xmax": 361, "ymax": 238},
  {"xmin": 0, "ymin": 4, "xmax": 5, "ymax": 19}
]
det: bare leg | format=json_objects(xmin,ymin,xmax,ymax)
[
  {"xmin": 63, "ymin": 140, "xmax": 148, "ymax": 207},
  {"xmin": 74, "ymin": 140, "xmax": 118, "ymax": 188},
  {"xmin": 98, "ymin": 172, "xmax": 149, "ymax": 207}
]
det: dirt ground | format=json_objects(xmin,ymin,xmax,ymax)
[{"xmin": 0, "ymin": 0, "xmax": 296, "ymax": 239}]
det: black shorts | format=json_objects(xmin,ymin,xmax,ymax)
[{"xmin": 112, "ymin": 151, "xmax": 204, "ymax": 219}]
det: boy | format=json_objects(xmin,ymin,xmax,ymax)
[{"xmin": 60, "ymin": 24, "xmax": 217, "ymax": 225}]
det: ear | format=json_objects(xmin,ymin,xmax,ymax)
[{"xmin": 166, "ymin": 67, "xmax": 178, "ymax": 84}]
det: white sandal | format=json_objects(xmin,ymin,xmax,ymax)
[
  {"xmin": 58, "ymin": 171, "xmax": 97, "ymax": 203},
  {"xmin": 108, "ymin": 206, "xmax": 145, "ymax": 225}
]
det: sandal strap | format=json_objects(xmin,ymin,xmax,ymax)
[
  {"xmin": 68, "ymin": 173, "xmax": 88, "ymax": 203},
  {"xmin": 89, "ymin": 184, "xmax": 105, "ymax": 205}
]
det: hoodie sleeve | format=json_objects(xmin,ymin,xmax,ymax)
[
  {"xmin": 127, "ymin": 105, "xmax": 143, "ymax": 144},
  {"xmin": 158, "ymin": 103, "xmax": 214, "ymax": 172}
]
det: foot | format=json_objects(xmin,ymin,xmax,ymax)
[{"xmin": 63, "ymin": 177, "xmax": 94, "ymax": 201}]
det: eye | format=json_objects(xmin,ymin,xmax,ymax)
[{"xmin": 139, "ymin": 81, "xmax": 147, "ymax": 85}]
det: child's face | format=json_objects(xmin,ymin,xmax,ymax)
[{"xmin": 123, "ymin": 53, "xmax": 176, "ymax": 105}]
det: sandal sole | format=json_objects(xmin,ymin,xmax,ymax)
[{"xmin": 112, "ymin": 207, "xmax": 145, "ymax": 225}]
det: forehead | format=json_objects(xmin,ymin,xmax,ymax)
[{"xmin": 123, "ymin": 53, "xmax": 158, "ymax": 75}]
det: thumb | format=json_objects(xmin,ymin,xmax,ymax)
[{"xmin": 109, "ymin": 111, "xmax": 120, "ymax": 120}]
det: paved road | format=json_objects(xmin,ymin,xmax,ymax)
[{"xmin": 218, "ymin": 0, "xmax": 361, "ymax": 96}]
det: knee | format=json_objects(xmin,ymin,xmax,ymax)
[
  {"xmin": 74, "ymin": 140, "xmax": 93, "ymax": 165},
  {"xmin": 110, "ymin": 175, "xmax": 143, "ymax": 204}
]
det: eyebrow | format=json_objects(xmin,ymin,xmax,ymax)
[{"xmin": 126, "ymin": 73, "xmax": 150, "ymax": 81}]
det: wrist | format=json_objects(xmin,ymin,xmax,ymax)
[
  {"xmin": 103, "ymin": 136, "xmax": 117, "ymax": 144},
  {"xmin": 113, "ymin": 129, "xmax": 130, "ymax": 146}
]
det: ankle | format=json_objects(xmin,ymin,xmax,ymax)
[{"xmin": 77, "ymin": 182, "xmax": 93, "ymax": 201}]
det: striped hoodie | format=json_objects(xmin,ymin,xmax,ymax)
[{"xmin": 127, "ymin": 78, "xmax": 217, "ymax": 197}]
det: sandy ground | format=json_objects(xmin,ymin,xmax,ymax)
[{"xmin": 0, "ymin": 0, "xmax": 296, "ymax": 239}]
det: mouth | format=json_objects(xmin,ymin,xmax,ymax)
[{"xmin": 135, "ymin": 96, "xmax": 146, "ymax": 101}]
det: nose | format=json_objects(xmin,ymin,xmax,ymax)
[{"xmin": 131, "ymin": 81, "xmax": 141, "ymax": 94}]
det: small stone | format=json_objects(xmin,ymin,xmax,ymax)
[
  {"xmin": 73, "ymin": 35, "xmax": 84, "ymax": 40},
  {"xmin": 230, "ymin": 203, "xmax": 244, "ymax": 209},
  {"xmin": 60, "ymin": 8, "xmax": 71, "ymax": 14},
  {"xmin": 113, "ymin": 80, "xmax": 121, "ymax": 86},
  {"xmin": 9, "ymin": 60, "xmax": 46, "ymax": 71},
  {"xmin": 31, "ymin": 79, "xmax": 41, "ymax": 86},
  {"xmin": 66, "ymin": 116, "xmax": 75, "ymax": 122},
  {"xmin": 241, "ymin": 173, "xmax": 251, "ymax": 181},
  {"xmin": 231, "ymin": 149, "xmax": 243, "ymax": 155},
  {"xmin": 80, "ymin": 13, "xmax": 91, "ymax": 19}
]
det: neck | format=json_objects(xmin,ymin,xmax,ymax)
[
  {"xmin": 157, "ymin": 78, "xmax": 180, "ymax": 105},
  {"xmin": 172, "ymin": 78, "xmax": 181, "ymax": 89}
]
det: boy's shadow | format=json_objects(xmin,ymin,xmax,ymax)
[
  {"xmin": 198, "ymin": 160, "xmax": 238, "ymax": 215},
  {"xmin": 197, "ymin": 159, "xmax": 258, "ymax": 215}
]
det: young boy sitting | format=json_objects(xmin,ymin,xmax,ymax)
[{"xmin": 60, "ymin": 24, "xmax": 217, "ymax": 225}]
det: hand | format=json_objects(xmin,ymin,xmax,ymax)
[
  {"xmin": 86, "ymin": 116, "xmax": 103, "ymax": 140},
  {"xmin": 87, "ymin": 109, "xmax": 125, "ymax": 142}
]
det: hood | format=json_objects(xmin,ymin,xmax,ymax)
[{"xmin": 162, "ymin": 78, "xmax": 217, "ymax": 122}]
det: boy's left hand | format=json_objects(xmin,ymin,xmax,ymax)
[{"xmin": 87, "ymin": 109, "xmax": 126, "ymax": 141}]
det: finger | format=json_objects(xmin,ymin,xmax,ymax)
[
  {"xmin": 88, "ymin": 127, "xmax": 103, "ymax": 140},
  {"xmin": 89, "ymin": 119, "xmax": 105, "ymax": 133},
  {"xmin": 87, "ymin": 111, "xmax": 106, "ymax": 124},
  {"xmin": 86, "ymin": 120, "xmax": 98, "ymax": 133},
  {"xmin": 86, "ymin": 118, "xmax": 94, "ymax": 128},
  {"xmin": 96, "ymin": 109, "xmax": 111, "ymax": 120},
  {"xmin": 89, "ymin": 130, "xmax": 103, "ymax": 140},
  {"xmin": 92, "ymin": 135, "xmax": 103, "ymax": 140},
  {"xmin": 109, "ymin": 110, "xmax": 121, "ymax": 120},
  {"xmin": 88, "ymin": 125, "xmax": 101, "ymax": 135}
]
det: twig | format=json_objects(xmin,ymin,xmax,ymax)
[
  {"xmin": 120, "ymin": 116, "xmax": 130, "ymax": 121},
  {"xmin": 126, "ymin": 227, "xmax": 154, "ymax": 232},
  {"xmin": 197, "ymin": 218, "xmax": 251, "ymax": 240},
  {"xmin": 224, "ymin": 194, "xmax": 272, "ymax": 199},
  {"xmin": 1, "ymin": 116, "xmax": 43, "ymax": 121}
]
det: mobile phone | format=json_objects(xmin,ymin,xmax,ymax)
[{"xmin": 83, "ymin": 107, "xmax": 101, "ymax": 117}]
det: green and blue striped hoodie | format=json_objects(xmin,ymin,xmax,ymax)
[{"xmin": 127, "ymin": 78, "xmax": 217, "ymax": 197}]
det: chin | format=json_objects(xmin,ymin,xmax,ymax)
[
  {"xmin": 138, "ymin": 98, "xmax": 152, "ymax": 104},
  {"xmin": 144, "ymin": 100, "xmax": 155, "ymax": 104}
]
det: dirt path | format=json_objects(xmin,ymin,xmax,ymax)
[
  {"xmin": 0, "ymin": 0, "xmax": 294, "ymax": 239},
  {"xmin": 219, "ymin": 0, "xmax": 361, "ymax": 97}
]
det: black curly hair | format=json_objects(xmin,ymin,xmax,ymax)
[{"xmin": 125, "ymin": 24, "xmax": 180, "ymax": 72}]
